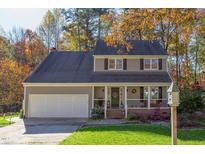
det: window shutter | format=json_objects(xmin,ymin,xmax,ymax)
[
  {"xmin": 158, "ymin": 87, "xmax": 162, "ymax": 99},
  {"xmin": 140, "ymin": 87, "xmax": 144, "ymax": 102},
  {"xmin": 123, "ymin": 59, "xmax": 127, "ymax": 70},
  {"xmin": 104, "ymin": 58, "xmax": 108, "ymax": 70},
  {"xmin": 140, "ymin": 59, "xmax": 144, "ymax": 70},
  {"xmin": 158, "ymin": 59, "xmax": 162, "ymax": 70}
]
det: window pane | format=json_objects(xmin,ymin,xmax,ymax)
[
  {"xmin": 151, "ymin": 87, "xmax": 158, "ymax": 99},
  {"xmin": 108, "ymin": 59, "xmax": 115, "ymax": 69},
  {"xmin": 144, "ymin": 59, "xmax": 150, "ymax": 69},
  {"xmin": 144, "ymin": 87, "xmax": 148, "ymax": 99},
  {"xmin": 152, "ymin": 59, "xmax": 158, "ymax": 69},
  {"xmin": 116, "ymin": 59, "xmax": 123, "ymax": 70}
]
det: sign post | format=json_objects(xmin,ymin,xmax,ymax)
[{"xmin": 167, "ymin": 82, "xmax": 180, "ymax": 145}]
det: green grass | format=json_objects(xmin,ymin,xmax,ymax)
[
  {"xmin": 60, "ymin": 124, "xmax": 205, "ymax": 145},
  {"xmin": 0, "ymin": 113, "xmax": 19, "ymax": 127}
]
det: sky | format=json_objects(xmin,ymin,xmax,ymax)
[{"xmin": 0, "ymin": 8, "xmax": 49, "ymax": 33}]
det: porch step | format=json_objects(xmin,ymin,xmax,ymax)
[{"xmin": 107, "ymin": 109, "xmax": 124, "ymax": 119}]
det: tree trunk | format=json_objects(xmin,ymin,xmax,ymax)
[
  {"xmin": 194, "ymin": 37, "xmax": 199, "ymax": 84},
  {"xmin": 76, "ymin": 9, "xmax": 81, "ymax": 51},
  {"xmin": 175, "ymin": 25, "xmax": 179, "ymax": 85},
  {"xmin": 98, "ymin": 15, "xmax": 101, "ymax": 40}
]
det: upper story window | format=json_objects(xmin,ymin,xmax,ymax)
[
  {"xmin": 144, "ymin": 59, "xmax": 158, "ymax": 70},
  {"xmin": 108, "ymin": 59, "xmax": 123, "ymax": 70}
]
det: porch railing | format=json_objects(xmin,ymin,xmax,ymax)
[
  {"xmin": 93, "ymin": 98, "xmax": 169, "ymax": 109},
  {"xmin": 150, "ymin": 99, "xmax": 168, "ymax": 107},
  {"xmin": 127, "ymin": 99, "xmax": 148, "ymax": 108},
  {"xmin": 127, "ymin": 99, "xmax": 168, "ymax": 108}
]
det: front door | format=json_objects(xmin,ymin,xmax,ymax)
[{"xmin": 111, "ymin": 88, "xmax": 120, "ymax": 108}]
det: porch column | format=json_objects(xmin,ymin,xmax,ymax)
[
  {"xmin": 148, "ymin": 86, "xmax": 151, "ymax": 109},
  {"xmin": 104, "ymin": 86, "xmax": 108, "ymax": 119},
  {"xmin": 124, "ymin": 86, "xmax": 128, "ymax": 118},
  {"xmin": 91, "ymin": 86, "xmax": 94, "ymax": 109}
]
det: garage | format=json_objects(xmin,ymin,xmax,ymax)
[{"xmin": 29, "ymin": 94, "xmax": 89, "ymax": 118}]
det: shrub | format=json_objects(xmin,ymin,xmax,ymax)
[
  {"xmin": 91, "ymin": 107, "xmax": 104, "ymax": 119},
  {"xmin": 127, "ymin": 114, "xmax": 140, "ymax": 121},
  {"xmin": 0, "ymin": 106, "xmax": 3, "ymax": 114},
  {"xmin": 178, "ymin": 113, "xmax": 201, "ymax": 128},
  {"xmin": 178, "ymin": 88, "xmax": 205, "ymax": 113}
]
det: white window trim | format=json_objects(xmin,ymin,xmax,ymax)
[
  {"xmin": 108, "ymin": 58, "xmax": 123, "ymax": 71},
  {"xmin": 144, "ymin": 59, "xmax": 159, "ymax": 70}
]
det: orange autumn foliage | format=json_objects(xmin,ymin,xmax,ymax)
[{"xmin": 0, "ymin": 59, "xmax": 31, "ymax": 105}]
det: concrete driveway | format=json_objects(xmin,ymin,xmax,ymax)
[{"xmin": 0, "ymin": 118, "xmax": 87, "ymax": 144}]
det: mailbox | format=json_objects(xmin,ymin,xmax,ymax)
[{"xmin": 167, "ymin": 82, "xmax": 180, "ymax": 107}]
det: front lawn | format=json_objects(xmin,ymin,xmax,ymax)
[
  {"xmin": 60, "ymin": 124, "xmax": 205, "ymax": 145},
  {"xmin": 0, "ymin": 113, "xmax": 19, "ymax": 127}
]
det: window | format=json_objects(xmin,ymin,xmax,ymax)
[
  {"xmin": 151, "ymin": 87, "xmax": 159, "ymax": 99},
  {"xmin": 108, "ymin": 59, "xmax": 115, "ymax": 70},
  {"xmin": 144, "ymin": 59, "xmax": 158, "ymax": 70},
  {"xmin": 108, "ymin": 59, "xmax": 123, "ymax": 70},
  {"xmin": 116, "ymin": 59, "xmax": 123, "ymax": 70},
  {"xmin": 152, "ymin": 59, "xmax": 158, "ymax": 69},
  {"xmin": 144, "ymin": 59, "xmax": 151, "ymax": 70},
  {"xmin": 144, "ymin": 87, "xmax": 149, "ymax": 99}
]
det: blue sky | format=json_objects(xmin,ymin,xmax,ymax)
[{"xmin": 0, "ymin": 8, "xmax": 49, "ymax": 32}]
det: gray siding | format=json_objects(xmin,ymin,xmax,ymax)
[
  {"xmin": 95, "ymin": 58, "xmax": 167, "ymax": 72},
  {"xmin": 127, "ymin": 59, "xmax": 140, "ymax": 71},
  {"xmin": 95, "ymin": 59, "xmax": 104, "ymax": 71},
  {"xmin": 162, "ymin": 59, "xmax": 167, "ymax": 71},
  {"xmin": 24, "ymin": 86, "xmax": 92, "ymax": 118}
]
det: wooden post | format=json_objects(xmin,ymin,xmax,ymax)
[
  {"xmin": 167, "ymin": 82, "xmax": 179, "ymax": 145},
  {"xmin": 171, "ymin": 106, "xmax": 177, "ymax": 145}
]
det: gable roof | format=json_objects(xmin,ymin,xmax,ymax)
[
  {"xmin": 94, "ymin": 39, "xmax": 167, "ymax": 55},
  {"xmin": 24, "ymin": 51, "xmax": 172, "ymax": 83}
]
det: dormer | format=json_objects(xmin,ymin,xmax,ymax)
[{"xmin": 93, "ymin": 40, "xmax": 168, "ymax": 72}]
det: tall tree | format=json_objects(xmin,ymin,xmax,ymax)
[
  {"xmin": 0, "ymin": 59, "xmax": 31, "ymax": 105},
  {"xmin": 61, "ymin": 9, "xmax": 113, "ymax": 51},
  {"xmin": 38, "ymin": 10, "xmax": 55, "ymax": 52},
  {"xmin": 0, "ymin": 35, "xmax": 13, "ymax": 59},
  {"xmin": 52, "ymin": 9, "xmax": 64, "ymax": 49}
]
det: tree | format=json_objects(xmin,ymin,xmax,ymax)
[
  {"xmin": 92, "ymin": 9, "xmax": 112, "ymax": 40},
  {"xmin": 61, "ymin": 9, "xmax": 113, "ymax": 51},
  {"xmin": 0, "ymin": 35, "xmax": 13, "ymax": 59},
  {"xmin": 61, "ymin": 8, "xmax": 82, "ymax": 51},
  {"xmin": 0, "ymin": 59, "xmax": 31, "ymax": 105},
  {"xmin": 38, "ymin": 10, "xmax": 55, "ymax": 52},
  {"xmin": 52, "ymin": 9, "xmax": 64, "ymax": 49}
]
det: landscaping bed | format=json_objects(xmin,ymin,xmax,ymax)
[
  {"xmin": 60, "ymin": 124, "xmax": 205, "ymax": 145},
  {"xmin": 0, "ymin": 113, "xmax": 19, "ymax": 127}
]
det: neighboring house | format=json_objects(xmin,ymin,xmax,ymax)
[{"xmin": 23, "ymin": 40, "xmax": 172, "ymax": 119}]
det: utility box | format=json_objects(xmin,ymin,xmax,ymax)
[{"xmin": 167, "ymin": 82, "xmax": 180, "ymax": 107}]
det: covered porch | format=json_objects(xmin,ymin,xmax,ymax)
[{"xmin": 92, "ymin": 85, "xmax": 169, "ymax": 119}]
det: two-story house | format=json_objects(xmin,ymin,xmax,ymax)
[{"xmin": 23, "ymin": 40, "xmax": 172, "ymax": 119}]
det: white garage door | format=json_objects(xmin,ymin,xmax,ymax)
[{"xmin": 29, "ymin": 94, "xmax": 89, "ymax": 118}]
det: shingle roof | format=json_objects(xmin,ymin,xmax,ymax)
[
  {"xmin": 24, "ymin": 51, "xmax": 172, "ymax": 83},
  {"xmin": 94, "ymin": 39, "xmax": 167, "ymax": 55}
]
